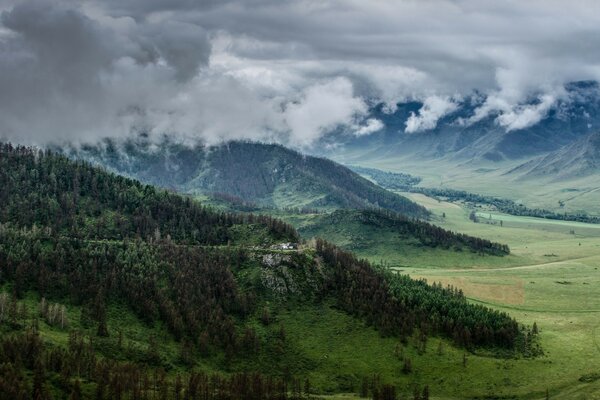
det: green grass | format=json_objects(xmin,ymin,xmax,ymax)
[
  {"xmin": 292, "ymin": 209, "xmax": 513, "ymax": 269},
  {"xmin": 153, "ymin": 191, "xmax": 600, "ymax": 398},
  {"xmin": 277, "ymin": 303, "xmax": 521, "ymax": 399},
  {"xmin": 272, "ymin": 180, "xmax": 332, "ymax": 210},
  {"xmin": 331, "ymin": 151, "xmax": 600, "ymax": 216},
  {"xmin": 0, "ymin": 288, "xmax": 458, "ymax": 398},
  {"xmin": 387, "ymin": 192, "xmax": 600, "ymax": 399}
]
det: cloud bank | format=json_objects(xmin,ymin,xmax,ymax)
[
  {"xmin": 405, "ymin": 96, "xmax": 459, "ymax": 134},
  {"xmin": 1, "ymin": 0, "xmax": 600, "ymax": 146}
]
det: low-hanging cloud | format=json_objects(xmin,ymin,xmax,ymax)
[
  {"xmin": 2, "ymin": 0, "xmax": 600, "ymax": 147},
  {"xmin": 354, "ymin": 119, "xmax": 384, "ymax": 136},
  {"xmin": 496, "ymin": 94, "xmax": 558, "ymax": 131},
  {"xmin": 405, "ymin": 96, "xmax": 459, "ymax": 134},
  {"xmin": 283, "ymin": 77, "xmax": 370, "ymax": 147}
]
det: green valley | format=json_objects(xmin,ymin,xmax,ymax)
[
  {"xmin": 3, "ymin": 2, "xmax": 600, "ymax": 399},
  {"xmin": 393, "ymin": 192, "xmax": 600, "ymax": 399}
]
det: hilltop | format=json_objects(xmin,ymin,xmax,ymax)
[
  {"xmin": 296, "ymin": 209, "xmax": 509, "ymax": 268},
  {"xmin": 67, "ymin": 139, "xmax": 428, "ymax": 218}
]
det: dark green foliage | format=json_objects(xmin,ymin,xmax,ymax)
[
  {"xmin": 305, "ymin": 209, "xmax": 509, "ymax": 255},
  {"xmin": 0, "ymin": 143, "xmax": 298, "ymax": 244},
  {"xmin": 315, "ymin": 239, "xmax": 521, "ymax": 349},
  {"xmin": 72, "ymin": 139, "xmax": 429, "ymax": 218},
  {"xmin": 0, "ymin": 327, "xmax": 295, "ymax": 400},
  {"xmin": 0, "ymin": 229, "xmax": 248, "ymax": 349}
]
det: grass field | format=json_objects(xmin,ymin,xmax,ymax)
[
  {"xmin": 7, "ymin": 191, "xmax": 600, "ymax": 398},
  {"xmin": 393, "ymin": 192, "xmax": 600, "ymax": 399},
  {"xmin": 195, "ymin": 186, "xmax": 600, "ymax": 398},
  {"xmin": 330, "ymin": 150, "xmax": 600, "ymax": 216},
  {"xmin": 266, "ymin": 189, "xmax": 600, "ymax": 398}
]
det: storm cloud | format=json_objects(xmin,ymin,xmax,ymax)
[{"xmin": 1, "ymin": 0, "xmax": 600, "ymax": 146}]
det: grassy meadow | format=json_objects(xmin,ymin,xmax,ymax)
[
  {"xmin": 330, "ymin": 150, "xmax": 600, "ymax": 216},
  {"xmin": 198, "ymin": 186, "xmax": 600, "ymax": 398},
  {"xmin": 395, "ymin": 192, "xmax": 600, "ymax": 399}
]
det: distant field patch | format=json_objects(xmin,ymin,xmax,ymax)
[
  {"xmin": 422, "ymin": 276, "xmax": 525, "ymax": 305},
  {"xmin": 477, "ymin": 211, "xmax": 600, "ymax": 234}
]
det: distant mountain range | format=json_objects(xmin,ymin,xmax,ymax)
[
  {"xmin": 66, "ymin": 139, "xmax": 428, "ymax": 218},
  {"xmin": 57, "ymin": 81, "xmax": 600, "ymax": 216},
  {"xmin": 508, "ymin": 132, "xmax": 600, "ymax": 181},
  {"xmin": 323, "ymin": 81, "xmax": 600, "ymax": 166}
]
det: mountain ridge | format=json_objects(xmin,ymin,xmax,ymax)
[
  {"xmin": 320, "ymin": 81, "xmax": 600, "ymax": 165},
  {"xmin": 67, "ymin": 139, "xmax": 429, "ymax": 218},
  {"xmin": 507, "ymin": 131, "xmax": 600, "ymax": 181}
]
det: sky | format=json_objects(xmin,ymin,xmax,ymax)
[{"xmin": 1, "ymin": 0, "xmax": 600, "ymax": 147}]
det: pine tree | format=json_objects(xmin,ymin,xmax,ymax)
[
  {"xmin": 68, "ymin": 380, "xmax": 82, "ymax": 400},
  {"xmin": 32, "ymin": 360, "xmax": 49, "ymax": 400}
]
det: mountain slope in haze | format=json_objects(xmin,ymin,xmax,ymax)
[
  {"xmin": 321, "ymin": 81, "xmax": 600, "ymax": 164},
  {"xmin": 0, "ymin": 143, "xmax": 530, "ymax": 399},
  {"xmin": 69, "ymin": 139, "xmax": 429, "ymax": 218},
  {"xmin": 507, "ymin": 132, "xmax": 600, "ymax": 181}
]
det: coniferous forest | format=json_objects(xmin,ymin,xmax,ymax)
[
  {"xmin": 301, "ymin": 209, "xmax": 510, "ymax": 256},
  {"xmin": 2, "ymin": 2, "xmax": 600, "ymax": 398},
  {"xmin": 71, "ymin": 140, "xmax": 430, "ymax": 218},
  {"xmin": 0, "ymin": 144, "xmax": 537, "ymax": 399}
]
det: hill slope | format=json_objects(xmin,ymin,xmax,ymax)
[
  {"xmin": 297, "ymin": 209, "xmax": 509, "ymax": 265},
  {"xmin": 69, "ymin": 139, "xmax": 428, "ymax": 218},
  {"xmin": 0, "ymin": 143, "xmax": 530, "ymax": 399},
  {"xmin": 508, "ymin": 132, "xmax": 600, "ymax": 181}
]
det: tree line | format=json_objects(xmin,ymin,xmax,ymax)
[
  {"xmin": 316, "ymin": 238, "xmax": 529, "ymax": 349},
  {"xmin": 0, "ymin": 143, "xmax": 298, "ymax": 245},
  {"xmin": 336, "ymin": 209, "xmax": 510, "ymax": 255},
  {"xmin": 0, "ymin": 325, "xmax": 303, "ymax": 400}
]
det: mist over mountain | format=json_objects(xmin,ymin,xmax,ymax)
[
  {"xmin": 3, "ymin": 0, "xmax": 600, "ymax": 150},
  {"xmin": 67, "ymin": 139, "xmax": 428, "ymax": 218},
  {"xmin": 322, "ymin": 81, "xmax": 600, "ymax": 164}
]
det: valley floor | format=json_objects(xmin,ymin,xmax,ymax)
[
  {"xmin": 392, "ymin": 192, "xmax": 600, "ymax": 399},
  {"xmin": 331, "ymin": 150, "xmax": 600, "ymax": 216}
]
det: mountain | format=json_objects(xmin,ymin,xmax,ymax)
[
  {"xmin": 507, "ymin": 132, "xmax": 600, "ymax": 181},
  {"xmin": 321, "ymin": 81, "xmax": 600, "ymax": 164},
  {"xmin": 0, "ymin": 143, "xmax": 529, "ymax": 399},
  {"xmin": 67, "ymin": 139, "xmax": 429, "ymax": 218}
]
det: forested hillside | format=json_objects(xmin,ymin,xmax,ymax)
[
  {"xmin": 69, "ymin": 139, "xmax": 429, "ymax": 218},
  {"xmin": 0, "ymin": 144, "xmax": 534, "ymax": 399},
  {"xmin": 299, "ymin": 209, "xmax": 510, "ymax": 256}
]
